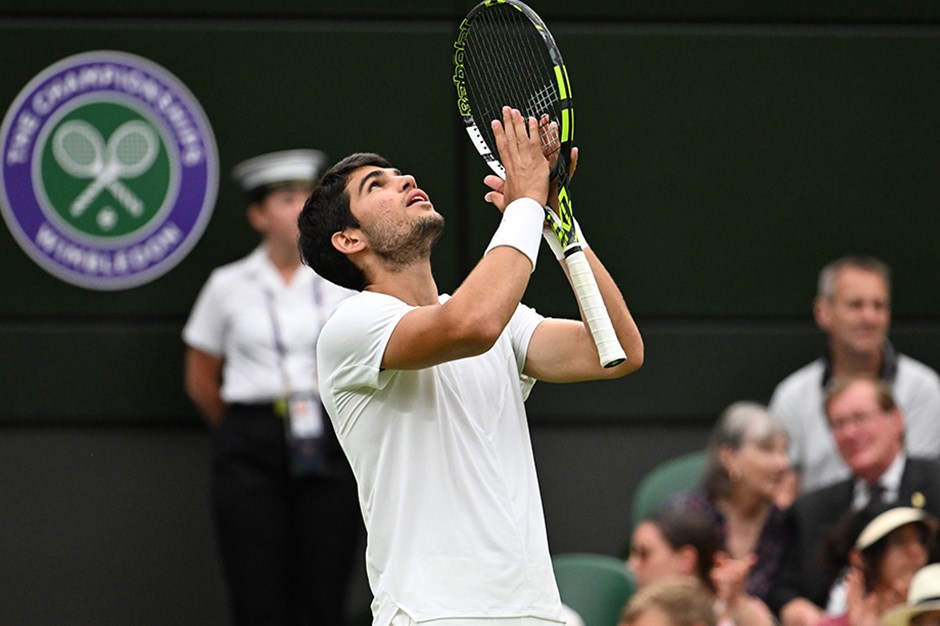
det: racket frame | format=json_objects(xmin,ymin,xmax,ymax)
[{"xmin": 453, "ymin": 0, "xmax": 626, "ymax": 367}]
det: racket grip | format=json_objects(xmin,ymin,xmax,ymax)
[{"xmin": 565, "ymin": 248, "xmax": 627, "ymax": 368}]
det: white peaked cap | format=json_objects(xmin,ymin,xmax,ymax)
[{"xmin": 231, "ymin": 149, "xmax": 327, "ymax": 193}]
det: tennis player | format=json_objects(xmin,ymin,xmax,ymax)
[{"xmin": 297, "ymin": 107, "xmax": 643, "ymax": 626}]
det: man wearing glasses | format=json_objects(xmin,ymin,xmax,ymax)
[{"xmin": 768, "ymin": 376, "xmax": 940, "ymax": 626}]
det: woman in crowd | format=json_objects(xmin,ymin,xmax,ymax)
[
  {"xmin": 627, "ymin": 507, "xmax": 774, "ymax": 626},
  {"xmin": 817, "ymin": 504, "xmax": 938, "ymax": 626},
  {"xmin": 882, "ymin": 563, "xmax": 940, "ymax": 626},
  {"xmin": 661, "ymin": 401, "xmax": 790, "ymax": 602}
]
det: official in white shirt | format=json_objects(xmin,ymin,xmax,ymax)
[{"xmin": 183, "ymin": 150, "xmax": 361, "ymax": 626}]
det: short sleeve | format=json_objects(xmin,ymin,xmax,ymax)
[
  {"xmin": 506, "ymin": 302, "xmax": 545, "ymax": 400},
  {"xmin": 318, "ymin": 292, "xmax": 412, "ymax": 393},
  {"xmin": 182, "ymin": 271, "xmax": 226, "ymax": 356}
]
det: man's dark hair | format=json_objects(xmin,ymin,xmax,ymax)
[{"xmin": 298, "ymin": 152, "xmax": 392, "ymax": 291}]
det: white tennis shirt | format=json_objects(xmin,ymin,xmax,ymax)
[{"xmin": 318, "ymin": 291, "xmax": 565, "ymax": 626}]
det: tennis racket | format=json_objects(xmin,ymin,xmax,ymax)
[{"xmin": 452, "ymin": 0, "xmax": 626, "ymax": 368}]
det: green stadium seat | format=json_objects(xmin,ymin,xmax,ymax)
[
  {"xmin": 629, "ymin": 450, "xmax": 707, "ymax": 530},
  {"xmin": 552, "ymin": 552, "xmax": 636, "ymax": 626}
]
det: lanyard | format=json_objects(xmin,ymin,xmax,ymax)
[{"xmin": 264, "ymin": 277, "xmax": 324, "ymax": 398}]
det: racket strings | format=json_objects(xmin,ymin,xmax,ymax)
[
  {"xmin": 468, "ymin": 17, "xmax": 553, "ymax": 121},
  {"xmin": 462, "ymin": 4, "xmax": 565, "ymax": 166}
]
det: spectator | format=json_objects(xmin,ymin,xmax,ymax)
[
  {"xmin": 770, "ymin": 256, "xmax": 940, "ymax": 503},
  {"xmin": 882, "ymin": 564, "xmax": 940, "ymax": 626},
  {"xmin": 662, "ymin": 401, "xmax": 789, "ymax": 601},
  {"xmin": 768, "ymin": 376, "xmax": 940, "ymax": 626},
  {"xmin": 628, "ymin": 508, "xmax": 719, "ymax": 590},
  {"xmin": 628, "ymin": 508, "xmax": 774, "ymax": 626},
  {"xmin": 819, "ymin": 504, "xmax": 938, "ymax": 626},
  {"xmin": 620, "ymin": 577, "xmax": 717, "ymax": 626}
]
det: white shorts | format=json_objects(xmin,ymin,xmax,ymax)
[{"xmin": 390, "ymin": 612, "xmax": 563, "ymax": 626}]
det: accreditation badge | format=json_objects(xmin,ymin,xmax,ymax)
[
  {"xmin": 287, "ymin": 392, "xmax": 324, "ymax": 438},
  {"xmin": 284, "ymin": 392, "xmax": 327, "ymax": 477}
]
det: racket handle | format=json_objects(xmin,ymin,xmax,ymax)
[{"xmin": 565, "ymin": 248, "xmax": 627, "ymax": 368}]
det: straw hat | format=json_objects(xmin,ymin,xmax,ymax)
[{"xmin": 882, "ymin": 564, "xmax": 940, "ymax": 626}]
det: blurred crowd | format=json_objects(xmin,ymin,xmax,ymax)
[{"xmin": 611, "ymin": 256, "xmax": 940, "ymax": 626}]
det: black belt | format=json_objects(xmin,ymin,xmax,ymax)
[{"xmin": 227, "ymin": 400, "xmax": 288, "ymax": 418}]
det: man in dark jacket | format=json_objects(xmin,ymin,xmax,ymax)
[{"xmin": 769, "ymin": 375, "xmax": 940, "ymax": 626}]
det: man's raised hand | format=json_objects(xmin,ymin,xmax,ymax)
[{"xmin": 490, "ymin": 107, "xmax": 550, "ymax": 211}]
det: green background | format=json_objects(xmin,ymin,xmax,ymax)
[{"xmin": 0, "ymin": 3, "xmax": 938, "ymax": 625}]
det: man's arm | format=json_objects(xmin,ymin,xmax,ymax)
[
  {"xmin": 523, "ymin": 245, "xmax": 642, "ymax": 382},
  {"xmin": 478, "ymin": 147, "xmax": 642, "ymax": 382},
  {"xmin": 382, "ymin": 107, "xmax": 550, "ymax": 370}
]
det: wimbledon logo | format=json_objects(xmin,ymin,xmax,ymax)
[{"xmin": 0, "ymin": 51, "xmax": 218, "ymax": 290}]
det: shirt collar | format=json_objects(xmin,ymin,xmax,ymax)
[
  {"xmin": 245, "ymin": 245, "xmax": 313, "ymax": 290},
  {"xmin": 851, "ymin": 452, "xmax": 906, "ymax": 510},
  {"xmin": 820, "ymin": 340, "xmax": 898, "ymax": 387}
]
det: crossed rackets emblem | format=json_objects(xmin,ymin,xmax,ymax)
[{"xmin": 52, "ymin": 120, "xmax": 159, "ymax": 218}]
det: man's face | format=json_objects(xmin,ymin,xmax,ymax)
[
  {"xmin": 345, "ymin": 166, "xmax": 443, "ymax": 266},
  {"xmin": 816, "ymin": 267, "xmax": 890, "ymax": 357},
  {"xmin": 827, "ymin": 380, "xmax": 903, "ymax": 482}
]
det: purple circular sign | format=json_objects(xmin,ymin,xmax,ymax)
[{"xmin": 0, "ymin": 50, "xmax": 218, "ymax": 290}]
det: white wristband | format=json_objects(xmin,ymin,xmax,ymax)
[
  {"xmin": 485, "ymin": 197, "xmax": 545, "ymax": 273},
  {"xmin": 542, "ymin": 217, "xmax": 588, "ymax": 261}
]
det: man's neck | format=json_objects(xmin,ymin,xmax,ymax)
[
  {"xmin": 857, "ymin": 449, "xmax": 904, "ymax": 486},
  {"xmin": 365, "ymin": 261, "xmax": 439, "ymax": 307},
  {"xmin": 829, "ymin": 344, "xmax": 883, "ymax": 379}
]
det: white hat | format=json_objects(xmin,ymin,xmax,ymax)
[
  {"xmin": 856, "ymin": 507, "xmax": 936, "ymax": 551},
  {"xmin": 231, "ymin": 149, "xmax": 326, "ymax": 195},
  {"xmin": 882, "ymin": 564, "xmax": 940, "ymax": 626}
]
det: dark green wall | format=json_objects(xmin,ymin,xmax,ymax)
[
  {"xmin": 1, "ymin": 3, "xmax": 938, "ymax": 625},
  {"xmin": 2, "ymin": 4, "xmax": 939, "ymax": 423}
]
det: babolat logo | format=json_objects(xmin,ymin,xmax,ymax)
[
  {"xmin": 453, "ymin": 18, "xmax": 471, "ymax": 118},
  {"xmin": 0, "ymin": 50, "xmax": 218, "ymax": 290}
]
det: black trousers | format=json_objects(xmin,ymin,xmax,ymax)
[{"xmin": 212, "ymin": 404, "xmax": 362, "ymax": 626}]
